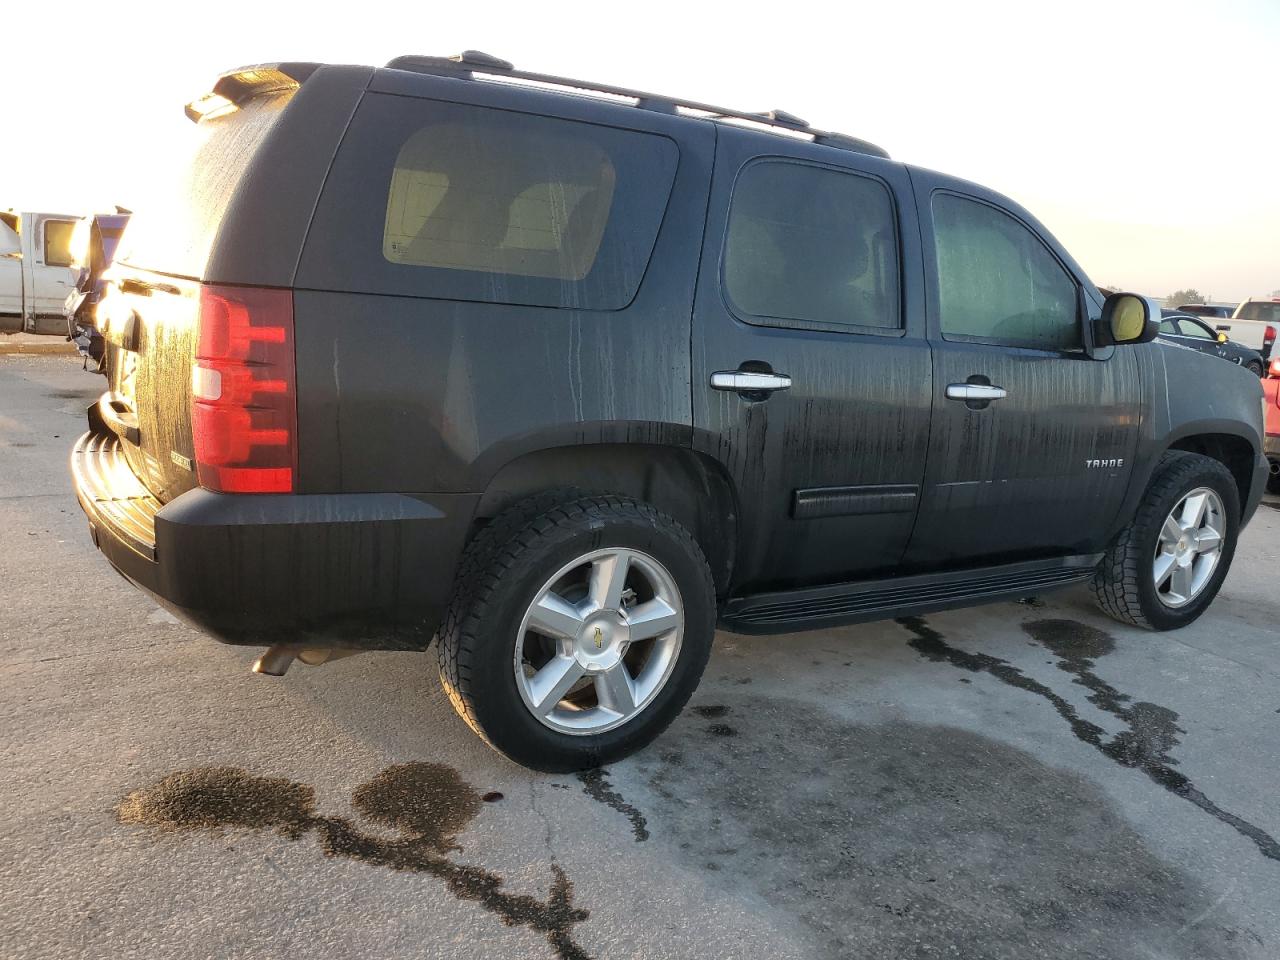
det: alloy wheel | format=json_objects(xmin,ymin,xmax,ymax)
[
  {"xmin": 513, "ymin": 547, "xmax": 684, "ymax": 735},
  {"xmin": 1152, "ymin": 486, "xmax": 1225, "ymax": 608}
]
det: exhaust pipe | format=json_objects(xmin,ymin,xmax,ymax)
[
  {"xmin": 252, "ymin": 645, "xmax": 363, "ymax": 676},
  {"xmin": 1269, "ymin": 459, "xmax": 1280, "ymax": 478}
]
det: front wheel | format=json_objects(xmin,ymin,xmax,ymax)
[
  {"xmin": 437, "ymin": 494, "xmax": 715, "ymax": 772},
  {"xmin": 1092, "ymin": 451, "xmax": 1239, "ymax": 630}
]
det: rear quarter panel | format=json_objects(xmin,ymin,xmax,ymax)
[{"xmin": 293, "ymin": 78, "xmax": 716, "ymax": 495}]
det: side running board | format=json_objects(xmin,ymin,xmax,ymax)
[{"xmin": 719, "ymin": 555, "xmax": 1102, "ymax": 635}]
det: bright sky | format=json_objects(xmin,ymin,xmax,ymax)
[{"xmin": 3, "ymin": 0, "xmax": 1277, "ymax": 301}]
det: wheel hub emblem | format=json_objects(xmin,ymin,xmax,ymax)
[{"xmin": 593, "ymin": 625, "xmax": 604, "ymax": 650}]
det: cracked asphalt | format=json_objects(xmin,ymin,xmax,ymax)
[{"xmin": 2, "ymin": 354, "xmax": 1279, "ymax": 959}]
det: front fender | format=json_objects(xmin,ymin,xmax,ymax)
[{"xmin": 1115, "ymin": 342, "xmax": 1266, "ymax": 534}]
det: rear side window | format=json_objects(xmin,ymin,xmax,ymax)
[
  {"xmin": 933, "ymin": 193, "xmax": 1080, "ymax": 351},
  {"xmin": 724, "ymin": 160, "xmax": 900, "ymax": 331},
  {"xmin": 385, "ymin": 122, "xmax": 615, "ymax": 281},
  {"xmin": 117, "ymin": 92, "xmax": 294, "ymax": 278},
  {"xmin": 301, "ymin": 94, "xmax": 679, "ymax": 310},
  {"xmin": 43, "ymin": 220, "xmax": 76, "ymax": 267}
]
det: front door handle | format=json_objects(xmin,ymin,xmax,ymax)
[
  {"xmin": 710, "ymin": 371, "xmax": 792, "ymax": 393},
  {"xmin": 946, "ymin": 383, "xmax": 1007, "ymax": 402}
]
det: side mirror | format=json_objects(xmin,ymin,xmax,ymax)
[{"xmin": 1095, "ymin": 292, "xmax": 1159, "ymax": 346}]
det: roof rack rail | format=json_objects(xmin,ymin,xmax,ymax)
[{"xmin": 384, "ymin": 51, "xmax": 889, "ymax": 159}]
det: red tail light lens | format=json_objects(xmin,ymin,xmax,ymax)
[
  {"xmin": 1266, "ymin": 325, "xmax": 1276, "ymax": 348},
  {"xmin": 192, "ymin": 285, "xmax": 296, "ymax": 493},
  {"xmin": 1270, "ymin": 356, "xmax": 1280, "ymax": 379}
]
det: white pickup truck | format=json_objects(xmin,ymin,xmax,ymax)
[
  {"xmin": 1, "ymin": 211, "xmax": 82, "ymax": 335},
  {"xmin": 1218, "ymin": 299, "xmax": 1280, "ymax": 359}
]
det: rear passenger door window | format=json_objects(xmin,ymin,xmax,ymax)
[
  {"xmin": 723, "ymin": 160, "xmax": 900, "ymax": 333},
  {"xmin": 42, "ymin": 219, "xmax": 76, "ymax": 267},
  {"xmin": 932, "ymin": 193, "xmax": 1080, "ymax": 351}
]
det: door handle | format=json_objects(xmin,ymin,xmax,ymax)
[
  {"xmin": 710, "ymin": 371, "xmax": 792, "ymax": 393},
  {"xmin": 946, "ymin": 383, "xmax": 1007, "ymax": 402}
]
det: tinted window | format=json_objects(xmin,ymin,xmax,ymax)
[
  {"xmin": 385, "ymin": 121, "xmax": 616, "ymax": 281},
  {"xmin": 724, "ymin": 161, "xmax": 899, "ymax": 330},
  {"xmin": 933, "ymin": 194, "xmax": 1080, "ymax": 350},
  {"xmin": 1159, "ymin": 318, "xmax": 1180, "ymax": 335},
  {"xmin": 43, "ymin": 219, "xmax": 76, "ymax": 267},
  {"xmin": 303, "ymin": 95, "xmax": 679, "ymax": 310}
]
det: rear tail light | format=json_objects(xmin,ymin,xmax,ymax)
[
  {"xmin": 1269, "ymin": 355, "xmax": 1280, "ymax": 379},
  {"xmin": 1265, "ymin": 324, "xmax": 1277, "ymax": 356},
  {"xmin": 192, "ymin": 285, "xmax": 296, "ymax": 493}
]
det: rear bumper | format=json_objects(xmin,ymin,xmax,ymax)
[
  {"xmin": 1265, "ymin": 435, "xmax": 1280, "ymax": 459},
  {"xmin": 72, "ymin": 431, "xmax": 475, "ymax": 649}
]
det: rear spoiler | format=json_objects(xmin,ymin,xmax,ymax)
[{"xmin": 184, "ymin": 63, "xmax": 319, "ymax": 122}]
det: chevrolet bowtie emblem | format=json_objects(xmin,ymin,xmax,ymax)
[{"xmin": 593, "ymin": 626, "xmax": 604, "ymax": 649}]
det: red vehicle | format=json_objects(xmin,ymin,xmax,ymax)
[{"xmin": 1264, "ymin": 357, "xmax": 1280, "ymax": 491}]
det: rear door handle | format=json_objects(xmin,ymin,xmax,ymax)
[
  {"xmin": 946, "ymin": 383, "xmax": 1007, "ymax": 402},
  {"xmin": 710, "ymin": 371, "xmax": 792, "ymax": 393}
]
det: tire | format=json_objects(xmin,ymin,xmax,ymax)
[
  {"xmin": 1091, "ymin": 451, "xmax": 1240, "ymax": 630},
  {"xmin": 1247, "ymin": 359, "xmax": 1264, "ymax": 378},
  {"xmin": 437, "ymin": 492, "xmax": 716, "ymax": 772}
]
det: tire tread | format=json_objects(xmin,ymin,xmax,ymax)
[{"xmin": 436, "ymin": 491, "xmax": 713, "ymax": 757}]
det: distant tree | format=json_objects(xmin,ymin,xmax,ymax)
[
  {"xmin": 1272, "ymin": 288, "xmax": 1280, "ymax": 298},
  {"xmin": 1166, "ymin": 289, "xmax": 1206, "ymax": 307}
]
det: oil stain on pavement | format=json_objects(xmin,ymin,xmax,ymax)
[
  {"xmin": 637, "ymin": 697, "xmax": 1261, "ymax": 959},
  {"xmin": 899, "ymin": 616, "xmax": 1280, "ymax": 863},
  {"xmin": 118, "ymin": 762, "xmax": 591, "ymax": 960},
  {"xmin": 577, "ymin": 768, "xmax": 649, "ymax": 842}
]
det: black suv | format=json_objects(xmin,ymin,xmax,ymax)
[{"xmin": 73, "ymin": 53, "xmax": 1267, "ymax": 771}]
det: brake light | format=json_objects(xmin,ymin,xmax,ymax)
[
  {"xmin": 1270, "ymin": 355, "xmax": 1280, "ymax": 379},
  {"xmin": 192, "ymin": 285, "xmax": 296, "ymax": 493}
]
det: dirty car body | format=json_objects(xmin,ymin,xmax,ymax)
[{"xmin": 71, "ymin": 54, "xmax": 1268, "ymax": 769}]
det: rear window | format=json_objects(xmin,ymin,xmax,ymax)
[
  {"xmin": 117, "ymin": 92, "xmax": 293, "ymax": 277},
  {"xmin": 299, "ymin": 94, "xmax": 679, "ymax": 310},
  {"xmin": 1238, "ymin": 302, "xmax": 1280, "ymax": 324}
]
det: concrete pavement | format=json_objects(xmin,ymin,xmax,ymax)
[{"xmin": 2, "ymin": 355, "xmax": 1277, "ymax": 959}]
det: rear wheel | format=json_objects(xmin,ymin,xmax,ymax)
[
  {"xmin": 1092, "ymin": 452, "xmax": 1239, "ymax": 630},
  {"xmin": 1247, "ymin": 359, "xmax": 1264, "ymax": 377},
  {"xmin": 437, "ymin": 493, "xmax": 715, "ymax": 771}
]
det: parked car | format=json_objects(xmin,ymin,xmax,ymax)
[
  {"xmin": 1177, "ymin": 303, "xmax": 1236, "ymax": 321},
  {"xmin": 64, "ymin": 210, "xmax": 131, "ymax": 367},
  {"xmin": 71, "ymin": 53, "xmax": 1267, "ymax": 771},
  {"xmin": 0, "ymin": 210, "xmax": 82, "ymax": 334},
  {"xmin": 1158, "ymin": 311, "xmax": 1264, "ymax": 375}
]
